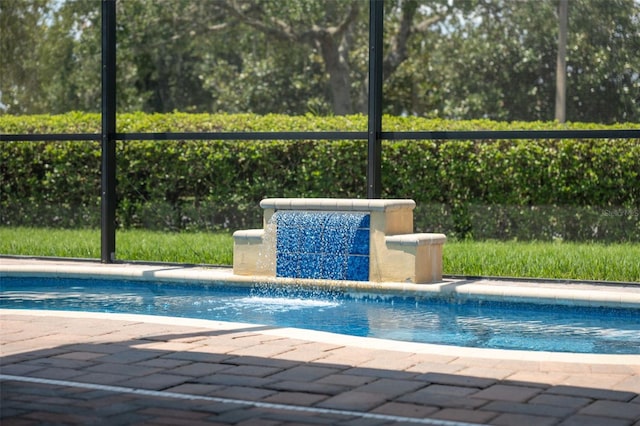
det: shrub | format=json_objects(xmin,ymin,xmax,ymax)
[{"xmin": 1, "ymin": 112, "xmax": 638, "ymax": 241}]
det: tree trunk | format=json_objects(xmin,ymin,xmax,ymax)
[
  {"xmin": 318, "ymin": 34, "xmax": 353, "ymax": 115},
  {"xmin": 555, "ymin": 0, "xmax": 568, "ymax": 123}
]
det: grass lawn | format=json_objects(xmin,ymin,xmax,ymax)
[
  {"xmin": 444, "ymin": 239, "xmax": 640, "ymax": 282},
  {"xmin": 0, "ymin": 227, "xmax": 233, "ymax": 265},
  {"xmin": 1, "ymin": 227, "xmax": 638, "ymax": 282}
]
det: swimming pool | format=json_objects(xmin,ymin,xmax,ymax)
[{"xmin": 2, "ymin": 275, "xmax": 639, "ymax": 355}]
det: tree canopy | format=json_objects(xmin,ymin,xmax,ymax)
[{"xmin": 1, "ymin": 0, "xmax": 638, "ymax": 123}]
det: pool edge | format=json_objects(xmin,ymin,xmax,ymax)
[
  {"xmin": 3, "ymin": 309, "xmax": 640, "ymax": 365},
  {"xmin": 2, "ymin": 258, "xmax": 639, "ymax": 309}
]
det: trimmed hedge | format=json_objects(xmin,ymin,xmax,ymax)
[{"xmin": 1, "ymin": 113, "xmax": 639, "ymax": 241}]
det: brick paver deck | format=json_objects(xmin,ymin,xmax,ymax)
[{"xmin": 2, "ymin": 311, "xmax": 639, "ymax": 425}]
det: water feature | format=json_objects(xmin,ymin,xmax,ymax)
[
  {"xmin": 234, "ymin": 198, "xmax": 447, "ymax": 283},
  {"xmin": 2, "ymin": 276, "xmax": 639, "ymax": 355},
  {"xmin": 273, "ymin": 211, "xmax": 370, "ymax": 281}
]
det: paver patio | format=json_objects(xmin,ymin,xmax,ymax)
[{"xmin": 1, "ymin": 310, "xmax": 639, "ymax": 425}]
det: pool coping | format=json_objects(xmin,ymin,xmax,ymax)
[
  {"xmin": 2, "ymin": 257, "xmax": 639, "ymax": 309},
  {"xmin": 3, "ymin": 308, "xmax": 640, "ymax": 365},
  {"xmin": 2, "ymin": 257, "xmax": 640, "ymax": 365}
]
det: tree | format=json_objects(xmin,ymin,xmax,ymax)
[
  {"xmin": 0, "ymin": 0, "xmax": 52, "ymax": 114},
  {"xmin": 115, "ymin": 0, "xmax": 342, "ymax": 114},
  {"xmin": 217, "ymin": 0, "xmax": 450, "ymax": 115},
  {"xmin": 216, "ymin": 0, "xmax": 362, "ymax": 115},
  {"xmin": 398, "ymin": 0, "xmax": 640, "ymax": 123},
  {"xmin": 1, "ymin": 0, "xmax": 638, "ymax": 122},
  {"xmin": 565, "ymin": 0, "xmax": 640, "ymax": 122},
  {"xmin": 0, "ymin": 0, "xmax": 102, "ymax": 114},
  {"xmin": 115, "ymin": 0, "xmax": 217, "ymax": 112}
]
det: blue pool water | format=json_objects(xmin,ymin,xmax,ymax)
[{"xmin": 1, "ymin": 276, "xmax": 639, "ymax": 355}]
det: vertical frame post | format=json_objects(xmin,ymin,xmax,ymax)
[
  {"xmin": 367, "ymin": 0, "xmax": 384, "ymax": 199},
  {"xmin": 101, "ymin": 0, "xmax": 116, "ymax": 263}
]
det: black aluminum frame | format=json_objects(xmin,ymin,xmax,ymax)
[{"xmin": 1, "ymin": 0, "xmax": 638, "ymax": 263}]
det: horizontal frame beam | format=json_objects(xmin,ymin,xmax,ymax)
[
  {"xmin": 382, "ymin": 129, "xmax": 640, "ymax": 140},
  {"xmin": 0, "ymin": 134, "xmax": 101, "ymax": 142},
  {"xmin": 116, "ymin": 131, "xmax": 368, "ymax": 141},
  {"xmin": 3, "ymin": 129, "xmax": 639, "ymax": 143}
]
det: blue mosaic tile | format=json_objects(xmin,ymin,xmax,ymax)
[
  {"xmin": 300, "ymin": 227, "xmax": 322, "ymax": 253},
  {"xmin": 346, "ymin": 255, "xmax": 369, "ymax": 281},
  {"xmin": 321, "ymin": 229, "xmax": 349, "ymax": 254},
  {"xmin": 275, "ymin": 211, "xmax": 297, "ymax": 228},
  {"xmin": 276, "ymin": 226, "xmax": 301, "ymax": 253},
  {"xmin": 358, "ymin": 214, "xmax": 370, "ymax": 229},
  {"xmin": 321, "ymin": 254, "xmax": 348, "ymax": 280},
  {"xmin": 350, "ymin": 229, "xmax": 370, "ymax": 255},
  {"xmin": 298, "ymin": 254, "xmax": 323, "ymax": 279},
  {"xmin": 274, "ymin": 211, "xmax": 370, "ymax": 281},
  {"xmin": 276, "ymin": 252, "xmax": 298, "ymax": 278},
  {"xmin": 325, "ymin": 212, "xmax": 345, "ymax": 229}
]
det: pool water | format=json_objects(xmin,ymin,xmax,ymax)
[{"xmin": 1, "ymin": 276, "xmax": 639, "ymax": 355}]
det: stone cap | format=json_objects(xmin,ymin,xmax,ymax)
[
  {"xmin": 260, "ymin": 198, "xmax": 416, "ymax": 212},
  {"xmin": 386, "ymin": 233, "xmax": 447, "ymax": 246},
  {"xmin": 232, "ymin": 229, "xmax": 264, "ymax": 242}
]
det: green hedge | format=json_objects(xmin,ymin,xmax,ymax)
[{"xmin": 1, "ymin": 112, "xmax": 639, "ymax": 241}]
